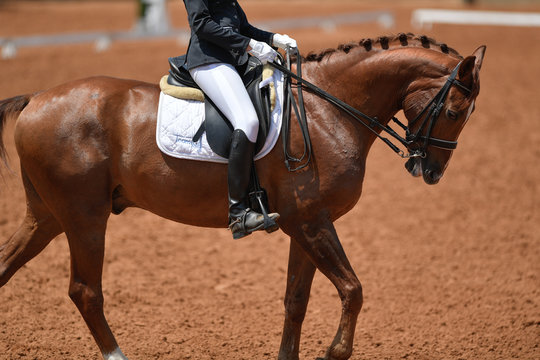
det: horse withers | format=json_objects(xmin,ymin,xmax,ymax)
[{"xmin": 0, "ymin": 34, "xmax": 485, "ymax": 360}]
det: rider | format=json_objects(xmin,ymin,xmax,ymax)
[{"xmin": 182, "ymin": 0, "xmax": 297, "ymax": 239}]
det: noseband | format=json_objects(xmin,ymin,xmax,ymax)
[{"xmin": 270, "ymin": 52, "xmax": 472, "ymax": 171}]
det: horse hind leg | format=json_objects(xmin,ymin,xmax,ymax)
[
  {"xmin": 0, "ymin": 170, "xmax": 63, "ymax": 287},
  {"xmin": 64, "ymin": 215, "xmax": 128, "ymax": 360},
  {"xmin": 36, "ymin": 165, "xmax": 131, "ymax": 360},
  {"xmin": 7, "ymin": 164, "xmax": 127, "ymax": 359}
]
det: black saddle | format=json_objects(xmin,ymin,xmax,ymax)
[{"xmin": 167, "ymin": 55, "xmax": 273, "ymax": 158}]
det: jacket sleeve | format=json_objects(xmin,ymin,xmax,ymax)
[
  {"xmin": 236, "ymin": 2, "xmax": 274, "ymax": 45},
  {"xmin": 184, "ymin": 0, "xmax": 251, "ymax": 52}
]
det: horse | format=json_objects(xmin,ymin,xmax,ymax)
[{"xmin": 0, "ymin": 34, "xmax": 485, "ymax": 360}]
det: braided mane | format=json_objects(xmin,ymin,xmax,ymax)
[{"xmin": 300, "ymin": 33, "xmax": 463, "ymax": 62}]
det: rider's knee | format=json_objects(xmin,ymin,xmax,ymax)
[{"xmin": 238, "ymin": 112, "xmax": 259, "ymax": 143}]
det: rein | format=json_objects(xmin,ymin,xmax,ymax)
[
  {"xmin": 276, "ymin": 51, "xmax": 312, "ymax": 171},
  {"xmin": 270, "ymin": 49, "xmax": 471, "ymax": 171}
]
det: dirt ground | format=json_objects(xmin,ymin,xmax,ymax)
[{"xmin": 0, "ymin": 1, "xmax": 539, "ymax": 359}]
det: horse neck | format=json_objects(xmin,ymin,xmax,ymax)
[{"xmin": 300, "ymin": 47, "xmax": 457, "ymax": 150}]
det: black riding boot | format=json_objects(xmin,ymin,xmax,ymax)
[{"xmin": 228, "ymin": 129, "xmax": 279, "ymax": 239}]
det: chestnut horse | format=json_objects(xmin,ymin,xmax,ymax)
[{"xmin": 0, "ymin": 35, "xmax": 485, "ymax": 360}]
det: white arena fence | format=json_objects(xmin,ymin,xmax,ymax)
[
  {"xmin": 412, "ymin": 9, "xmax": 540, "ymax": 29},
  {"xmin": 0, "ymin": 11, "xmax": 394, "ymax": 59}
]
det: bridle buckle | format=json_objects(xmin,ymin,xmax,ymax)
[{"xmin": 399, "ymin": 149, "xmax": 426, "ymax": 159}]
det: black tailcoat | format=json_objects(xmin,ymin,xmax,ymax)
[{"xmin": 183, "ymin": 0, "xmax": 274, "ymax": 69}]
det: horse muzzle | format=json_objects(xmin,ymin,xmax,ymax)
[
  {"xmin": 423, "ymin": 166, "xmax": 442, "ymax": 185},
  {"xmin": 405, "ymin": 157, "xmax": 423, "ymax": 178}
]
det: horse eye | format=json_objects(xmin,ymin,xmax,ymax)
[{"xmin": 446, "ymin": 109, "xmax": 458, "ymax": 121}]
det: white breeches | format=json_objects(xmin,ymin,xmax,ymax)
[{"xmin": 190, "ymin": 62, "xmax": 259, "ymax": 143}]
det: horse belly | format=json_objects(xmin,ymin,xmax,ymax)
[{"xmin": 116, "ymin": 150, "xmax": 231, "ymax": 228}]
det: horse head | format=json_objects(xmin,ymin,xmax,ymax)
[{"xmin": 403, "ymin": 45, "xmax": 486, "ymax": 184}]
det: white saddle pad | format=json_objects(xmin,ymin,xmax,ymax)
[{"xmin": 156, "ymin": 69, "xmax": 284, "ymax": 163}]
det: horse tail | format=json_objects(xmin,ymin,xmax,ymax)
[{"xmin": 0, "ymin": 95, "xmax": 31, "ymax": 169}]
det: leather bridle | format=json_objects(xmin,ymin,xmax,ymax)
[
  {"xmin": 401, "ymin": 62, "xmax": 471, "ymax": 158},
  {"xmin": 269, "ymin": 49, "xmax": 472, "ymax": 171}
]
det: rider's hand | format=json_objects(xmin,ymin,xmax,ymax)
[
  {"xmin": 273, "ymin": 33, "xmax": 297, "ymax": 50},
  {"xmin": 248, "ymin": 39, "xmax": 278, "ymax": 64}
]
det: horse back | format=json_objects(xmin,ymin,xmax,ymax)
[{"xmin": 14, "ymin": 76, "xmax": 160, "ymax": 181}]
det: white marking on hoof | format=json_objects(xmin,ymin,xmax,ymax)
[{"xmin": 103, "ymin": 348, "xmax": 128, "ymax": 360}]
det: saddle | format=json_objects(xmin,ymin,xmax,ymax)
[{"xmin": 167, "ymin": 55, "xmax": 273, "ymax": 158}]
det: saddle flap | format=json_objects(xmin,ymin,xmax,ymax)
[
  {"xmin": 204, "ymin": 77, "xmax": 272, "ymax": 158},
  {"xmin": 204, "ymin": 99, "xmax": 234, "ymax": 158}
]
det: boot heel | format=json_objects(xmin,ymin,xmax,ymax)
[
  {"xmin": 232, "ymin": 230, "xmax": 250, "ymax": 240},
  {"xmin": 265, "ymin": 223, "xmax": 279, "ymax": 233},
  {"xmin": 263, "ymin": 213, "xmax": 280, "ymax": 233}
]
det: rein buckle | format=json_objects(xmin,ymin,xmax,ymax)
[{"xmin": 399, "ymin": 150, "xmax": 426, "ymax": 159}]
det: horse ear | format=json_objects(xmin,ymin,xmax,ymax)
[
  {"xmin": 472, "ymin": 45, "xmax": 486, "ymax": 70},
  {"xmin": 458, "ymin": 46, "xmax": 486, "ymax": 87},
  {"xmin": 458, "ymin": 55, "xmax": 476, "ymax": 83}
]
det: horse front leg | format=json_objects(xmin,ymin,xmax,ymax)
[
  {"xmin": 278, "ymin": 239, "xmax": 316, "ymax": 360},
  {"xmin": 285, "ymin": 217, "xmax": 363, "ymax": 360}
]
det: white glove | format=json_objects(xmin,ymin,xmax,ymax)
[
  {"xmin": 273, "ymin": 33, "xmax": 297, "ymax": 50},
  {"xmin": 248, "ymin": 39, "xmax": 278, "ymax": 64}
]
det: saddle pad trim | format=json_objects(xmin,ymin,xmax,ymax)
[
  {"xmin": 160, "ymin": 75, "xmax": 205, "ymax": 102},
  {"xmin": 262, "ymin": 65, "xmax": 276, "ymax": 110},
  {"xmin": 160, "ymin": 64, "xmax": 276, "ymax": 110}
]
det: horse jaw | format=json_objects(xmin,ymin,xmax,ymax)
[{"xmin": 405, "ymin": 158, "xmax": 422, "ymax": 177}]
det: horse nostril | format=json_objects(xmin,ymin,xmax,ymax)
[
  {"xmin": 424, "ymin": 168, "xmax": 441, "ymax": 184},
  {"xmin": 405, "ymin": 159, "xmax": 413, "ymax": 172}
]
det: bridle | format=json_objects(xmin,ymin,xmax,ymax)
[
  {"xmin": 401, "ymin": 62, "xmax": 471, "ymax": 158},
  {"xmin": 269, "ymin": 49, "xmax": 472, "ymax": 171}
]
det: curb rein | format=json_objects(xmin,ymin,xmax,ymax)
[{"xmin": 269, "ymin": 48, "xmax": 471, "ymax": 172}]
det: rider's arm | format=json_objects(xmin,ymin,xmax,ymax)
[
  {"xmin": 236, "ymin": 1, "xmax": 274, "ymax": 46},
  {"xmin": 183, "ymin": 0, "xmax": 252, "ymax": 52}
]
